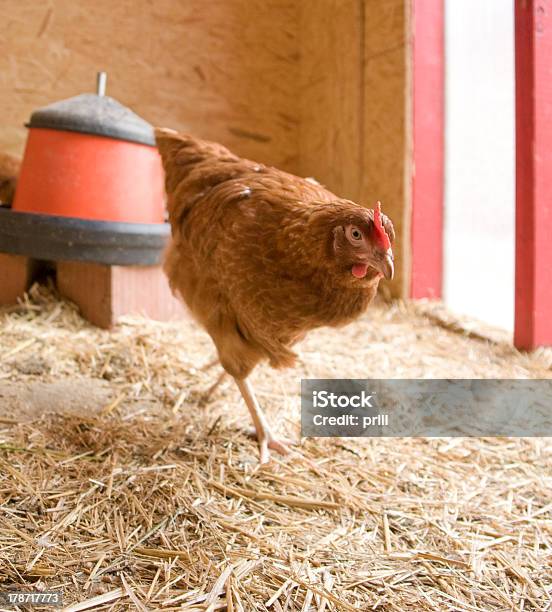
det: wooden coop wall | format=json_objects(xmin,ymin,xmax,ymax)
[
  {"xmin": 0, "ymin": 0, "xmax": 410, "ymax": 296},
  {"xmin": 0, "ymin": 0, "xmax": 300, "ymax": 170}
]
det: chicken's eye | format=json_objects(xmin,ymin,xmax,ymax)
[{"xmin": 351, "ymin": 228, "xmax": 362, "ymax": 241}]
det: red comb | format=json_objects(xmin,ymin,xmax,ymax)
[{"xmin": 373, "ymin": 201, "xmax": 391, "ymax": 250}]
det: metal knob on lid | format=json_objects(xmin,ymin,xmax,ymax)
[{"xmin": 96, "ymin": 71, "xmax": 107, "ymax": 97}]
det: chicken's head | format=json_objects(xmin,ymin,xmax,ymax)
[{"xmin": 331, "ymin": 201, "xmax": 395, "ymax": 281}]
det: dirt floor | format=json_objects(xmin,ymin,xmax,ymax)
[{"xmin": 0, "ymin": 285, "xmax": 551, "ymax": 610}]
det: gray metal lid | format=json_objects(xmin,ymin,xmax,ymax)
[{"xmin": 26, "ymin": 73, "xmax": 155, "ymax": 146}]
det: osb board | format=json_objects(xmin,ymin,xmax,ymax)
[
  {"xmin": 299, "ymin": 0, "xmax": 410, "ymax": 297},
  {"xmin": 299, "ymin": 1, "xmax": 364, "ymax": 202},
  {"xmin": 0, "ymin": 0, "xmax": 299, "ymax": 170},
  {"xmin": 1, "ymin": 0, "xmax": 410, "ymax": 295}
]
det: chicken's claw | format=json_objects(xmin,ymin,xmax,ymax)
[{"xmin": 258, "ymin": 435, "xmax": 298, "ymax": 464}]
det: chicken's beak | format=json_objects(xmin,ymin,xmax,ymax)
[{"xmin": 375, "ymin": 249, "xmax": 394, "ymax": 280}]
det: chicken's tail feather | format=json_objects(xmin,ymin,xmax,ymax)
[
  {"xmin": 154, "ymin": 128, "xmax": 185, "ymax": 162},
  {"xmin": 154, "ymin": 127, "xmax": 239, "ymax": 212},
  {"xmin": 155, "ymin": 128, "xmax": 236, "ymax": 170}
]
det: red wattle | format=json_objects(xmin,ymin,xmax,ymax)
[{"xmin": 351, "ymin": 263, "xmax": 368, "ymax": 278}]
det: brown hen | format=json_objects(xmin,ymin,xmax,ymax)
[
  {"xmin": 155, "ymin": 129, "xmax": 395, "ymax": 462},
  {"xmin": 0, "ymin": 153, "xmax": 20, "ymax": 205}
]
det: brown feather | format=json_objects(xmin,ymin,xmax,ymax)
[{"xmin": 0, "ymin": 153, "xmax": 20, "ymax": 205}]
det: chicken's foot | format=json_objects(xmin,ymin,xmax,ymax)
[{"xmin": 234, "ymin": 378, "xmax": 296, "ymax": 463}]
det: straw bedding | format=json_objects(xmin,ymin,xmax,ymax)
[{"xmin": 0, "ymin": 284, "xmax": 551, "ymax": 610}]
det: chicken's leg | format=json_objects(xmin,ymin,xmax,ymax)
[
  {"xmin": 200, "ymin": 370, "xmax": 228, "ymax": 404},
  {"xmin": 200, "ymin": 358, "xmax": 220, "ymax": 372},
  {"xmin": 234, "ymin": 378, "xmax": 295, "ymax": 463}
]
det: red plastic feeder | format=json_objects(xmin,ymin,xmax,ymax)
[
  {"xmin": 13, "ymin": 72, "xmax": 164, "ymax": 223},
  {"xmin": 0, "ymin": 73, "xmax": 181, "ymax": 327}
]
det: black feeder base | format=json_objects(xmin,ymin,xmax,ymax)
[{"xmin": 0, "ymin": 207, "xmax": 169, "ymax": 265}]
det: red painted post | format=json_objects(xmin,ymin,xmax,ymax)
[
  {"xmin": 410, "ymin": 0, "xmax": 445, "ymax": 299},
  {"xmin": 514, "ymin": 0, "xmax": 552, "ymax": 349}
]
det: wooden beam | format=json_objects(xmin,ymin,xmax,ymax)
[
  {"xmin": 0, "ymin": 254, "xmax": 30, "ymax": 306},
  {"xmin": 299, "ymin": 0, "xmax": 410, "ymax": 297},
  {"xmin": 361, "ymin": 0, "xmax": 410, "ymax": 298},
  {"xmin": 57, "ymin": 261, "xmax": 183, "ymax": 329},
  {"xmin": 410, "ymin": 0, "xmax": 444, "ymax": 299},
  {"xmin": 514, "ymin": 0, "xmax": 552, "ymax": 349},
  {"xmin": 298, "ymin": 1, "xmax": 363, "ymax": 205}
]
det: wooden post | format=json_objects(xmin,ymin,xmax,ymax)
[
  {"xmin": 57, "ymin": 262, "xmax": 183, "ymax": 329},
  {"xmin": 410, "ymin": 0, "xmax": 445, "ymax": 299},
  {"xmin": 299, "ymin": 0, "xmax": 410, "ymax": 297},
  {"xmin": 514, "ymin": 0, "xmax": 552, "ymax": 349},
  {"xmin": 0, "ymin": 254, "xmax": 31, "ymax": 305}
]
